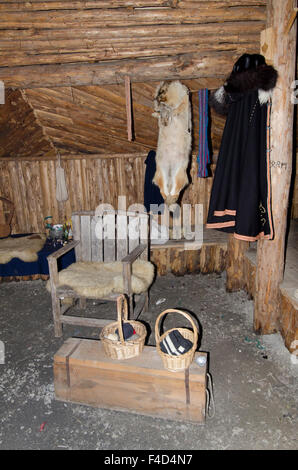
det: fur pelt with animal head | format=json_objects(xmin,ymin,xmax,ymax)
[
  {"xmin": 152, "ymin": 80, "xmax": 192, "ymax": 206},
  {"xmin": 210, "ymin": 53, "xmax": 278, "ymax": 115}
]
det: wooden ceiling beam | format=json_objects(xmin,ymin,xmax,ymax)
[{"xmin": 0, "ymin": 51, "xmax": 240, "ymax": 89}]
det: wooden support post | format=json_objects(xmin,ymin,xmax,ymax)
[
  {"xmin": 125, "ymin": 75, "xmax": 133, "ymax": 142},
  {"xmin": 254, "ymin": 0, "xmax": 297, "ymax": 334},
  {"xmin": 226, "ymin": 235, "xmax": 250, "ymax": 292},
  {"xmin": 284, "ymin": 7, "xmax": 298, "ymax": 34}
]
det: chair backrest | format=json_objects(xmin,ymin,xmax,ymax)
[{"xmin": 72, "ymin": 210, "xmax": 149, "ymax": 262}]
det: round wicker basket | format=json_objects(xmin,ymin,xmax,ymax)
[
  {"xmin": 99, "ymin": 294, "xmax": 147, "ymax": 360},
  {"xmin": 155, "ymin": 309, "xmax": 198, "ymax": 372}
]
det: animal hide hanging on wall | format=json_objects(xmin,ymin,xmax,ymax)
[{"xmin": 152, "ymin": 80, "xmax": 192, "ymax": 206}]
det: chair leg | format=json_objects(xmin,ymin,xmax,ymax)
[
  {"xmin": 132, "ymin": 292, "xmax": 149, "ymax": 320},
  {"xmin": 79, "ymin": 297, "xmax": 87, "ymax": 309},
  {"xmin": 52, "ymin": 296, "xmax": 63, "ymax": 337}
]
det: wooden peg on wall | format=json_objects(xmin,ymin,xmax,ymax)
[
  {"xmin": 260, "ymin": 27, "xmax": 274, "ymax": 64},
  {"xmin": 125, "ymin": 75, "xmax": 133, "ymax": 142},
  {"xmin": 284, "ymin": 7, "xmax": 298, "ymax": 34}
]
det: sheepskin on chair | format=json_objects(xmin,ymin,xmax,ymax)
[
  {"xmin": 0, "ymin": 234, "xmax": 46, "ymax": 264},
  {"xmin": 153, "ymin": 80, "xmax": 192, "ymax": 205},
  {"xmin": 46, "ymin": 259, "xmax": 155, "ymax": 298}
]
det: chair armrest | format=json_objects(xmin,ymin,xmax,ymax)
[
  {"xmin": 47, "ymin": 240, "xmax": 80, "ymax": 261},
  {"xmin": 121, "ymin": 243, "xmax": 147, "ymax": 296},
  {"xmin": 47, "ymin": 240, "xmax": 79, "ymax": 290},
  {"xmin": 121, "ymin": 243, "xmax": 147, "ymax": 264}
]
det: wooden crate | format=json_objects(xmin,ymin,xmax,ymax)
[{"xmin": 54, "ymin": 338, "xmax": 207, "ymax": 424}]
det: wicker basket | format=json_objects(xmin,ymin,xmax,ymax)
[
  {"xmin": 155, "ymin": 309, "xmax": 198, "ymax": 372},
  {"xmin": 99, "ymin": 294, "xmax": 147, "ymax": 360}
]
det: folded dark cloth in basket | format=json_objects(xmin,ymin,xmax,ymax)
[
  {"xmin": 116, "ymin": 323, "xmax": 136, "ymax": 341},
  {"xmin": 160, "ymin": 329, "xmax": 193, "ymax": 356}
]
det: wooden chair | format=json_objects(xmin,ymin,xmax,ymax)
[
  {"xmin": 47, "ymin": 210, "xmax": 153, "ymax": 337},
  {"xmin": 0, "ymin": 197, "xmax": 14, "ymax": 238}
]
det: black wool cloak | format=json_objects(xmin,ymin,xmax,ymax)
[{"xmin": 206, "ymin": 56, "xmax": 278, "ymax": 241}]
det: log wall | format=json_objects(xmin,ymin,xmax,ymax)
[
  {"xmin": 0, "ymin": 154, "xmax": 216, "ymax": 234},
  {"xmin": 0, "ymin": 1, "xmax": 267, "ymax": 88},
  {"xmin": 0, "ymin": 78, "xmax": 225, "ymax": 234}
]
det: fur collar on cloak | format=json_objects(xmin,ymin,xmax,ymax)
[{"xmin": 210, "ymin": 53, "xmax": 278, "ymax": 115}]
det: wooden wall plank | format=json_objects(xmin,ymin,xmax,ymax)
[
  {"xmin": 103, "ymin": 213, "xmax": 116, "ymax": 261},
  {"xmin": 80, "ymin": 214, "xmax": 91, "ymax": 261},
  {"xmin": 91, "ymin": 215, "xmax": 103, "ymax": 262}
]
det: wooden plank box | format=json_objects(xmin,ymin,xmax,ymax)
[{"xmin": 54, "ymin": 338, "xmax": 207, "ymax": 424}]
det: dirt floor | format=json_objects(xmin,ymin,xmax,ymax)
[{"xmin": 0, "ymin": 271, "xmax": 297, "ymax": 451}]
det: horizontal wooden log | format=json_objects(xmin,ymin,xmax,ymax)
[
  {"xmin": 0, "ymin": 20, "xmax": 264, "ymax": 41},
  {"xmin": 0, "ymin": 41, "xmax": 258, "ymax": 67},
  {"xmin": 0, "ymin": 51, "xmax": 242, "ymax": 88},
  {"xmin": 0, "ymin": 1, "xmax": 172, "ymax": 11},
  {"xmin": 0, "ymin": 1, "xmax": 267, "ymax": 12},
  {"xmin": 178, "ymin": 0, "xmax": 266, "ymax": 5},
  {"xmin": 0, "ymin": 32, "xmax": 259, "ymax": 53},
  {"xmin": 0, "ymin": 6, "xmax": 266, "ymax": 29},
  {"xmin": 0, "ymin": 0, "xmax": 265, "ymax": 70}
]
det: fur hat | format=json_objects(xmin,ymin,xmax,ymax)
[{"xmin": 210, "ymin": 53, "xmax": 278, "ymax": 115}]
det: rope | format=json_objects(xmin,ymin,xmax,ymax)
[{"xmin": 57, "ymin": 150, "xmax": 61, "ymax": 167}]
